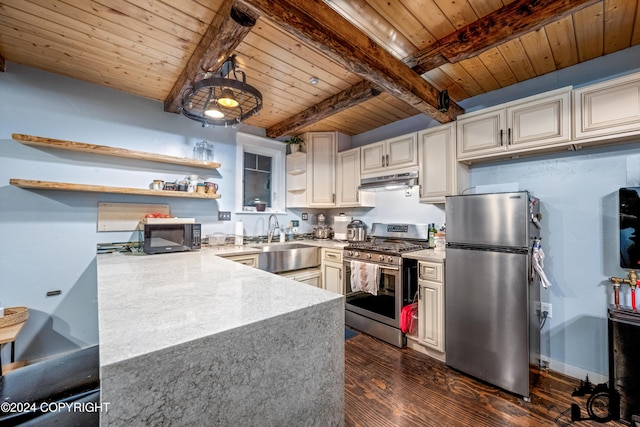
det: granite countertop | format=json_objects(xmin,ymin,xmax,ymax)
[
  {"xmin": 97, "ymin": 250, "xmax": 343, "ymax": 367},
  {"xmin": 402, "ymin": 249, "xmax": 446, "ymax": 262}
]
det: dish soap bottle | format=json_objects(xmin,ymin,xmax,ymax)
[{"xmin": 286, "ymin": 221, "xmax": 294, "ymax": 242}]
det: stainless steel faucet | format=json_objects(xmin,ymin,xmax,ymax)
[{"xmin": 267, "ymin": 214, "xmax": 280, "ymax": 244}]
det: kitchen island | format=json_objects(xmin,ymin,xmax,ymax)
[{"xmin": 97, "ymin": 251, "xmax": 344, "ymax": 426}]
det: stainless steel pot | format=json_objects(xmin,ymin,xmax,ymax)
[
  {"xmin": 314, "ymin": 226, "xmax": 332, "ymax": 240},
  {"xmin": 347, "ymin": 220, "xmax": 367, "ymax": 241}
]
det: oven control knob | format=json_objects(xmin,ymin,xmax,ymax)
[
  {"xmin": 347, "ymin": 251, "xmax": 353, "ymax": 257},
  {"xmin": 354, "ymin": 252, "xmax": 360, "ymax": 257},
  {"xmin": 387, "ymin": 256, "xmax": 393, "ymax": 262},
  {"xmin": 366, "ymin": 253, "xmax": 371, "ymax": 259},
  {"xmin": 379, "ymin": 255, "xmax": 384, "ymax": 261}
]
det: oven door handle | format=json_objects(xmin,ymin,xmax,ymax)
[{"xmin": 379, "ymin": 266, "xmax": 400, "ymax": 271}]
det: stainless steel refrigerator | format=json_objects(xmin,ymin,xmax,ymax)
[{"xmin": 445, "ymin": 191, "xmax": 541, "ymax": 399}]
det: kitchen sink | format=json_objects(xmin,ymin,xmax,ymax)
[{"xmin": 250, "ymin": 243, "xmax": 320, "ymax": 273}]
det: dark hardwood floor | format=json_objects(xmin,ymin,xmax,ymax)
[{"xmin": 345, "ymin": 332, "xmax": 628, "ymax": 427}]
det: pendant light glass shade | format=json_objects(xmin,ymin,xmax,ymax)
[
  {"xmin": 181, "ymin": 55, "xmax": 262, "ymax": 127},
  {"xmin": 204, "ymin": 105, "xmax": 225, "ymax": 119},
  {"xmin": 217, "ymin": 88, "xmax": 239, "ymax": 108}
]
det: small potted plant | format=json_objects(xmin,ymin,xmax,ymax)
[{"xmin": 284, "ymin": 136, "xmax": 304, "ymax": 154}]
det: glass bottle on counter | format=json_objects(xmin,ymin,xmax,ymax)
[{"xmin": 428, "ymin": 223, "xmax": 436, "ymax": 248}]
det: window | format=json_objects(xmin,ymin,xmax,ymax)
[
  {"xmin": 243, "ymin": 152, "xmax": 272, "ymax": 208},
  {"xmin": 235, "ymin": 133, "xmax": 286, "ymax": 213}
]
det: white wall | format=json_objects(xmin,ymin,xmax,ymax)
[{"xmin": 0, "ymin": 63, "xmax": 296, "ymax": 361}]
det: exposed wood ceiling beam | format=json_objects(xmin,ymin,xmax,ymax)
[
  {"xmin": 267, "ymin": 80, "xmax": 381, "ymax": 138},
  {"xmin": 266, "ymin": 0, "xmax": 599, "ymax": 138},
  {"xmin": 238, "ymin": 0, "xmax": 464, "ymax": 131},
  {"xmin": 163, "ymin": 0, "xmax": 258, "ymax": 113},
  {"xmin": 407, "ymin": 0, "xmax": 601, "ymax": 74}
]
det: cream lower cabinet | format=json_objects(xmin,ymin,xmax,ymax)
[
  {"xmin": 221, "ymin": 254, "xmax": 258, "ymax": 268},
  {"xmin": 573, "ymin": 71, "xmax": 640, "ymax": 143},
  {"xmin": 280, "ymin": 268, "xmax": 322, "ymax": 288},
  {"xmin": 321, "ymin": 248, "xmax": 343, "ymax": 294},
  {"xmin": 336, "ymin": 147, "xmax": 375, "ymax": 207},
  {"xmin": 418, "ymin": 123, "xmax": 468, "ymax": 204},
  {"xmin": 417, "ymin": 260, "xmax": 445, "ymax": 353},
  {"xmin": 457, "ymin": 87, "xmax": 572, "ymax": 163}
]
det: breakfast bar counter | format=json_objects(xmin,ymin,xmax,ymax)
[{"xmin": 97, "ymin": 251, "xmax": 344, "ymax": 426}]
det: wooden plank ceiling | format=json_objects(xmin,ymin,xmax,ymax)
[{"xmin": 0, "ymin": 0, "xmax": 639, "ymax": 138}]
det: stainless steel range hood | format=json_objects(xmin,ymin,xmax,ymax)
[{"xmin": 359, "ymin": 170, "xmax": 418, "ymax": 191}]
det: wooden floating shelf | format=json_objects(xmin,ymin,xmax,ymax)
[
  {"xmin": 10, "ymin": 179, "xmax": 221, "ymax": 199},
  {"xmin": 12, "ymin": 133, "xmax": 221, "ymax": 169}
]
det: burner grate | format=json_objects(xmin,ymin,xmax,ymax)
[{"xmin": 345, "ymin": 239, "xmax": 427, "ymax": 254}]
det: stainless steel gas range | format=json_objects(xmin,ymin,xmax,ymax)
[{"xmin": 343, "ymin": 223, "xmax": 430, "ymax": 347}]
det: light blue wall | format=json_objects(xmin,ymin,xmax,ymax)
[
  {"xmin": 351, "ymin": 45, "xmax": 640, "ymax": 381},
  {"xmin": 0, "ymin": 63, "xmax": 297, "ymax": 362}
]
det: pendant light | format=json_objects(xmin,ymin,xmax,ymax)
[{"xmin": 181, "ymin": 55, "xmax": 262, "ymax": 127}]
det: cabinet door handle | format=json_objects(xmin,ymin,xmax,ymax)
[
  {"xmin": 332, "ymin": 193, "xmax": 335, "ymax": 203},
  {"xmin": 500, "ymin": 129, "xmax": 504, "ymax": 146},
  {"xmin": 418, "ymin": 285, "xmax": 422, "ymax": 300},
  {"xmin": 386, "ymin": 154, "xmax": 389, "ymax": 166},
  {"xmin": 381, "ymin": 155, "xmax": 385, "ymax": 167}
]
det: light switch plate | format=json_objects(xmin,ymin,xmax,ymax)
[
  {"xmin": 218, "ymin": 211, "xmax": 231, "ymax": 221},
  {"xmin": 301, "ymin": 213, "xmax": 308, "ymax": 220}
]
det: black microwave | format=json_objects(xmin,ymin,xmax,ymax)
[{"xmin": 143, "ymin": 223, "xmax": 201, "ymax": 254}]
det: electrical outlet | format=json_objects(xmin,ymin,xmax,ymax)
[
  {"xmin": 301, "ymin": 213, "xmax": 308, "ymax": 220},
  {"xmin": 218, "ymin": 211, "xmax": 231, "ymax": 221},
  {"xmin": 541, "ymin": 302, "xmax": 552, "ymax": 318},
  {"xmin": 291, "ymin": 220, "xmax": 299, "ymax": 227}
]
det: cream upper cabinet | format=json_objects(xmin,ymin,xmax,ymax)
[
  {"xmin": 336, "ymin": 147, "xmax": 375, "ymax": 207},
  {"xmin": 306, "ymin": 132, "xmax": 336, "ymax": 207},
  {"xmin": 286, "ymin": 131, "xmax": 351, "ymax": 208},
  {"xmin": 457, "ymin": 87, "xmax": 572, "ymax": 163},
  {"xmin": 360, "ymin": 132, "xmax": 418, "ymax": 177},
  {"xmin": 573, "ymin": 71, "xmax": 640, "ymax": 143},
  {"xmin": 418, "ymin": 123, "xmax": 468, "ymax": 204},
  {"xmin": 456, "ymin": 109, "xmax": 506, "ymax": 158},
  {"xmin": 285, "ymin": 152, "xmax": 307, "ymax": 207}
]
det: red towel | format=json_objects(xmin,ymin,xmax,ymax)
[{"xmin": 400, "ymin": 303, "xmax": 418, "ymax": 334}]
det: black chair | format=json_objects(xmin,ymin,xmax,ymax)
[{"xmin": 0, "ymin": 345, "xmax": 100, "ymax": 426}]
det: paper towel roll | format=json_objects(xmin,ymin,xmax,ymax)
[{"xmin": 235, "ymin": 221, "xmax": 244, "ymax": 246}]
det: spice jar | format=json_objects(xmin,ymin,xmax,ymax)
[{"xmin": 434, "ymin": 232, "xmax": 446, "ymax": 251}]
